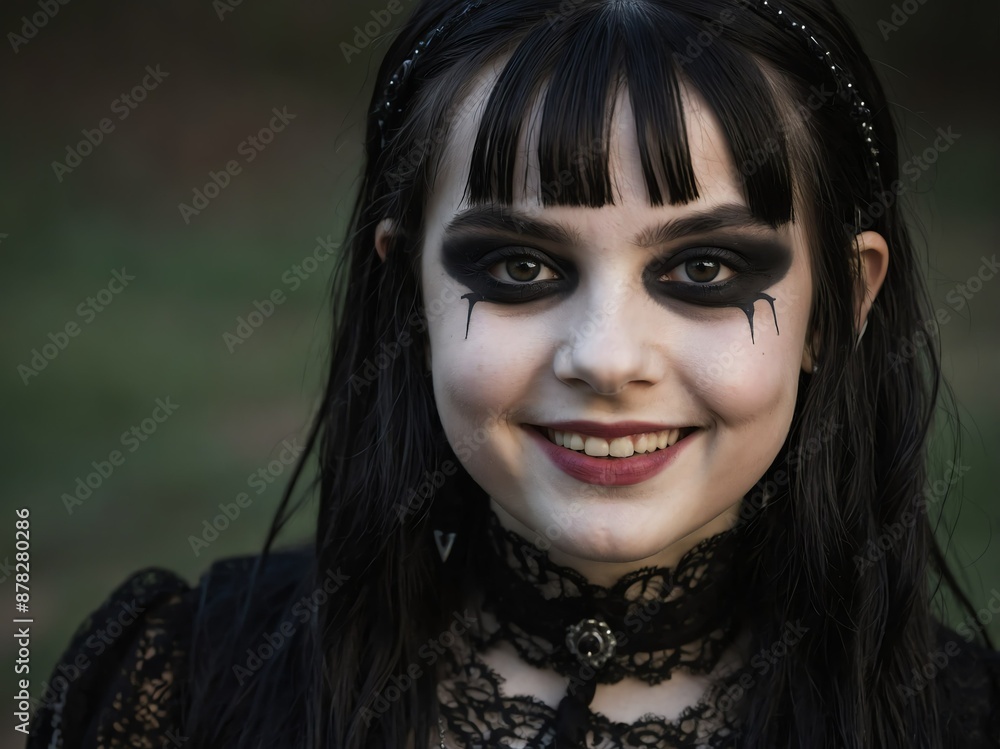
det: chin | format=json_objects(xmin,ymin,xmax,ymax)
[
  {"xmin": 551, "ymin": 536, "xmax": 671, "ymax": 565},
  {"xmin": 559, "ymin": 526, "xmax": 684, "ymax": 564},
  {"xmin": 532, "ymin": 498, "xmax": 704, "ymax": 564}
]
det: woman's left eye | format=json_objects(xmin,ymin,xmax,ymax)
[
  {"xmin": 487, "ymin": 253, "xmax": 561, "ymax": 284},
  {"xmin": 658, "ymin": 257, "xmax": 737, "ymax": 285}
]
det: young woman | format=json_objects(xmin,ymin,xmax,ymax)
[{"xmin": 28, "ymin": 0, "xmax": 1000, "ymax": 747}]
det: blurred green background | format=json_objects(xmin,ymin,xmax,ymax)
[{"xmin": 1, "ymin": 2, "xmax": 997, "ymax": 742}]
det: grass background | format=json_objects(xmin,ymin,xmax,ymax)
[{"xmin": 1, "ymin": 1, "xmax": 997, "ymax": 742}]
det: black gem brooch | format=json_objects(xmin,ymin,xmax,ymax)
[{"xmin": 565, "ymin": 617, "xmax": 617, "ymax": 670}]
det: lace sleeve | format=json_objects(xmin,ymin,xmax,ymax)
[{"xmin": 27, "ymin": 568, "xmax": 196, "ymax": 749}]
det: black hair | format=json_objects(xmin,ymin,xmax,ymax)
[{"xmin": 183, "ymin": 2, "xmax": 988, "ymax": 747}]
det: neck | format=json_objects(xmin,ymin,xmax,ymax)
[
  {"xmin": 488, "ymin": 499, "xmax": 741, "ymax": 587},
  {"xmin": 472, "ymin": 500, "xmax": 746, "ymax": 690}
]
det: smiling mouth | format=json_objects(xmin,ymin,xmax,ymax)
[{"xmin": 535, "ymin": 426, "xmax": 698, "ymax": 458}]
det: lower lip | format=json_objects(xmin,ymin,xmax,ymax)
[{"xmin": 523, "ymin": 425, "xmax": 697, "ymax": 487}]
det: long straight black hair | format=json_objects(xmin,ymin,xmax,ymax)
[{"xmin": 184, "ymin": 1, "xmax": 990, "ymax": 747}]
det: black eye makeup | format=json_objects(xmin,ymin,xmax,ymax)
[
  {"xmin": 442, "ymin": 238, "xmax": 575, "ymax": 303},
  {"xmin": 439, "ymin": 220, "xmax": 792, "ymax": 343},
  {"xmin": 643, "ymin": 237, "xmax": 792, "ymax": 343},
  {"xmin": 442, "ymin": 237, "xmax": 577, "ymax": 338}
]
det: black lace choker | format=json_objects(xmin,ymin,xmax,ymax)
[{"xmin": 472, "ymin": 509, "xmax": 744, "ymax": 748}]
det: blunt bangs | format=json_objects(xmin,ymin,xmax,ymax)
[{"xmin": 465, "ymin": 2, "xmax": 795, "ymax": 227}]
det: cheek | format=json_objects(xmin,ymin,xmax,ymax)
[
  {"xmin": 433, "ymin": 341, "xmax": 515, "ymax": 414},
  {"xmin": 432, "ymin": 328, "xmax": 544, "ymax": 418},
  {"xmin": 677, "ymin": 340, "xmax": 784, "ymax": 428},
  {"xmin": 678, "ymin": 290, "xmax": 810, "ymax": 424},
  {"xmin": 424, "ymin": 274, "xmax": 528, "ymax": 444},
  {"xmin": 430, "ymin": 337, "xmax": 533, "ymax": 490}
]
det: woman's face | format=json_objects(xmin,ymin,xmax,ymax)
[{"xmin": 416, "ymin": 74, "xmax": 814, "ymax": 571}]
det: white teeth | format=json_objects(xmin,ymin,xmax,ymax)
[
  {"xmin": 585, "ymin": 436, "xmax": 610, "ymax": 457},
  {"xmin": 608, "ymin": 437, "xmax": 634, "ymax": 458},
  {"xmin": 544, "ymin": 427, "xmax": 688, "ymax": 457}
]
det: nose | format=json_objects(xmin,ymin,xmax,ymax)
[{"xmin": 552, "ymin": 278, "xmax": 662, "ymax": 395}]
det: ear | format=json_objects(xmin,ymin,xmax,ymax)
[
  {"xmin": 375, "ymin": 218, "xmax": 397, "ymax": 263},
  {"xmin": 851, "ymin": 230, "xmax": 889, "ymax": 335},
  {"xmin": 800, "ymin": 230, "xmax": 889, "ymax": 374}
]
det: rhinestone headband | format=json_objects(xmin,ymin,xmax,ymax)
[
  {"xmin": 373, "ymin": 0, "xmax": 881, "ymax": 191},
  {"xmin": 372, "ymin": 0, "xmax": 488, "ymax": 150},
  {"xmin": 755, "ymin": 0, "xmax": 881, "ymax": 192}
]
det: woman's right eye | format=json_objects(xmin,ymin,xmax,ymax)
[
  {"xmin": 487, "ymin": 254, "xmax": 561, "ymax": 285},
  {"xmin": 447, "ymin": 245, "xmax": 570, "ymax": 304}
]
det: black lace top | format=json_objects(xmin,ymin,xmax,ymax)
[
  {"xmin": 437, "ymin": 510, "xmax": 746, "ymax": 747},
  {"xmin": 27, "ymin": 527, "xmax": 1000, "ymax": 749},
  {"xmin": 27, "ymin": 569, "xmax": 196, "ymax": 749}
]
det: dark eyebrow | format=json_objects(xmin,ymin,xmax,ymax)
[
  {"xmin": 443, "ymin": 205, "xmax": 583, "ymax": 246},
  {"xmin": 631, "ymin": 203, "xmax": 780, "ymax": 248},
  {"xmin": 443, "ymin": 202, "xmax": 779, "ymax": 249}
]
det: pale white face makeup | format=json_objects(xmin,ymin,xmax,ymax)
[{"xmin": 409, "ymin": 68, "xmax": 817, "ymax": 585}]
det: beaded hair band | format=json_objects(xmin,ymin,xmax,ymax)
[
  {"xmin": 372, "ymin": 0, "xmax": 882, "ymax": 192},
  {"xmin": 754, "ymin": 0, "xmax": 881, "ymax": 192},
  {"xmin": 372, "ymin": 0, "xmax": 488, "ymax": 150}
]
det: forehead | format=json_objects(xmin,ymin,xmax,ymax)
[{"xmin": 428, "ymin": 60, "xmax": 747, "ymax": 222}]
